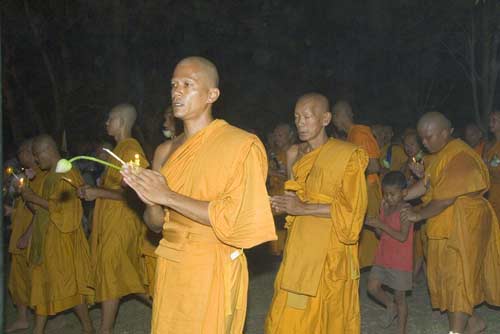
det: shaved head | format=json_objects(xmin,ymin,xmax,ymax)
[
  {"xmin": 18, "ymin": 138, "xmax": 34, "ymax": 154},
  {"xmin": 176, "ymin": 56, "xmax": 219, "ymax": 88},
  {"xmin": 111, "ymin": 103, "xmax": 137, "ymax": 129},
  {"xmin": 32, "ymin": 134, "xmax": 60, "ymax": 170},
  {"xmin": 332, "ymin": 100, "xmax": 353, "ymax": 118},
  {"xmin": 331, "ymin": 100, "xmax": 354, "ymax": 132},
  {"xmin": 417, "ymin": 112, "xmax": 452, "ymax": 132},
  {"xmin": 464, "ymin": 123, "xmax": 483, "ymax": 147},
  {"xmin": 33, "ymin": 134, "xmax": 58, "ymax": 151},
  {"xmin": 296, "ymin": 93, "xmax": 330, "ymax": 115}
]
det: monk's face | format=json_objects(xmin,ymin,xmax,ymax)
[
  {"xmin": 163, "ymin": 111, "xmax": 176, "ymax": 134},
  {"xmin": 105, "ymin": 111, "xmax": 121, "ymax": 136},
  {"xmin": 273, "ymin": 125, "xmax": 292, "ymax": 150},
  {"xmin": 32, "ymin": 142, "xmax": 52, "ymax": 171},
  {"xmin": 403, "ymin": 134, "xmax": 421, "ymax": 157},
  {"xmin": 418, "ymin": 122, "xmax": 448, "ymax": 154},
  {"xmin": 489, "ymin": 112, "xmax": 500, "ymax": 133},
  {"xmin": 464, "ymin": 125, "xmax": 482, "ymax": 147},
  {"xmin": 171, "ymin": 61, "xmax": 216, "ymax": 120},
  {"xmin": 294, "ymin": 99, "xmax": 330, "ymax": 142}
]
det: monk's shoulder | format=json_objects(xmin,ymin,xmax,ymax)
[
  {"xmin": 153, "ymin": 141, "xmax": 173, "ymax": 170},
  {"xmin": 217, "ymin": 124, "xmax": 264, "ymax": 148}
]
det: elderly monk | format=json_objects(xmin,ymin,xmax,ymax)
[
  {"xmin": 78, "ymin": 104, "xmax": 150, "ymax": 333},
  {"xmin": 268, "ymin": 123, "xmax": 296, "ymax": 256},
  {"xmin": 332, "ymin": 100, "xmax": 381, "ymax": 268},
  {"xmin": 485, "ymin": 111, "xmax": 500, "ymax": 223},
  {"xmin": 121, "ymin": 56, "xmax": 276, "ymax": 334},
  {"xmin": 265, "ymin": 94, "xmax": 368, "ymax": 333},
  {"xmin": 5, "ymin": 139, "xmax": 47, "ymax": 333},
  {"xmin": 20, "ymin": 135, "xmax": 93, "ymax": 334},
  {"xmin": 401, "ymin": 112, "xmax": 500, "ymax": 334},
  {"xmin": 464, "ymin": 122, "xmax": 485, "ymax": 157}
]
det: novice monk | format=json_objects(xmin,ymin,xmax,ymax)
[
  {"xmin": 21, "ymin": 135, "xmax": 93, "ymax": 334},
  {"xmin": 332, "ymin": 100, "xmax": 381, "ymax": 268},
  {"xmin": 6, "ymin": 139, "xmax": 47, "ymax": 333},
  {"xmin": 366, "ymin": 171, "xmax": 413, "ymax": 334},
  {"xmin": 267, "ymin": 123, "xmax": 295, "ymax": 256},
  {"xmin": 78, "ymin": 104, "xmax": 149, "ymax": 333},
  {"xmin": 485, "ymin": 111, "xmax": 500, "ymax": 221},
  {"xmin": 265, "ymin": 93, "xmax": 368, "ymax": 333},
  {"xmin": 122, "ymin": 56, "xmax": 276, "ymax": 333},
  {"xmin": 402, "ymin": 112, "xmax": 500, "ymax": 334}
]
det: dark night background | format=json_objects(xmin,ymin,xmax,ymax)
[{"xmin": 2, "ymin": 0, "xmax": 500, "ymax": 159}]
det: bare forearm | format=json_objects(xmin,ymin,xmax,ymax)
[
  {"xmin": 95, "ymin": 187, "xmax": 124, "ymax": 200},
  {"xmin": 296, "ymin": 203, "xmax": 331, "ymax": 218},
  {"xmin": 143, "ymin": 205, "xmax": 165, "ymax": 233},
  {"xmin": 404, "ymin": 180, "xmax": 427, "ymax": 200},
  {"xmin": 24, "ymin": 194, "xmax": 48, "ymax": 209},
  {"xmin": 417, "ymin": 199, "xmax": 454, "ymax": 221},
  {"xmin": 163, "ymin": 192, "xmax": 211, "ymax": 226},
  {"xmin": 378, "ymin": 224, "xmax": 408, "ymax": 242}
]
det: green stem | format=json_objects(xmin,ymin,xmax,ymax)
[{"xmin": 68, "ymin": 156, "xmax": 122, "ymax": 170}]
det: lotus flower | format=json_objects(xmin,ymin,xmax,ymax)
[
  {"xmin": 55, "ymin": 156, "xmax": 122, "ymax": 173},
  {"xmin": 162, "ymin": 129, "xmax": 173, "ymax": 139}
]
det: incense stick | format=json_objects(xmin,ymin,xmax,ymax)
[{"xmin": 103, "ymin": 148, "xmax": 126, "ymax": 165}]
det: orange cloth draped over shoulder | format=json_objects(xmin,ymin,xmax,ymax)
[
  {"xmin": 347, "ymin": 124, "xmax": 381, "ymax": 268},
  {"xmin": 29, "ymin": 169, "xmax": 93, "ymax": 315},
  {"xmin": 91, "ymin": 138, "xmax": 149, "ymax": 302},
  {"xmin": 265, "ymin": 138, "xmax": 368, "ymax": 334},
  {"xmin": 485, "ymin": 141, "xmax": 500, "ymax": 223},
  {"xmin": 424, "ymin": 139, "xmax": 500, "ymax": 314},
  {"xmin": 474, "ymin": 140, "xmax": 485, "ymax": 157},
  {"xmin": 268, "ymin": 149, "xmax": 288, "ymax": 256},
  {"xmin": 152, "ymin": 120, "xmax": 276, "ymax": 334},
  {"xmin": 8, "ymin": 168, "xmax": 47, "ymax": 306}
]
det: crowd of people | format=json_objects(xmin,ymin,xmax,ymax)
[{"xmin": 3, "ymin": 56, "xmax": 500, "ymax": 334}]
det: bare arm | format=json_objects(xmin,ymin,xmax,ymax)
[
  {"xmin": 21, "ymin": 187, "xmax": 48, "ymax": 209},
  {"xmin": 367, "ymin": 217, "xmax": 411, "ymax": 242},
  {"xmin": 271, "ymin": 193, "xmax": 331, "ymax": 218},
  {"xmin": 404, "ymin": 179, "xmax": 427, "ymax": 200}
]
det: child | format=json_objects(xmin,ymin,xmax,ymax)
[{"xmin": 366, "ymin": 171, "xmax": 413, "ymax": 334}]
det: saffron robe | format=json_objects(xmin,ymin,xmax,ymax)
[
  {"xmin": 8, "ymin": 168, "xmax": 47, "ymax": 306},
  {"xmin": 380, "ymin": 143, "xmax": 408, "ymax": 172},
  {"xmin": 347, "ymin": 124, "xmax": 381, "ymax": 268},
  {"xmin": 268, "ymin": 149, "xmax": 288, "ymax": 256},
  {"xmin": 152, "ymin": 119, "xmax": 276, "ymax": 334},
  {"xmin": 424, "ymin": 139, "xmax": 500, "ymax": 314},
  {"xmin": 91, "ymin": 138, "xmax": 149, "ymax": 301},
  {"xmin": 29, "ymin": 169, "xmax": 93, "ymax": 315},
  {"xmin": 485, "ymin": 141, "xmax": 500, "ymax": 222},
  {"xmin": 265, "ymin": 138, "xmax": 368, "ymax": 334}
]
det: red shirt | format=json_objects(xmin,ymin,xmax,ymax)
[{"xmin": 373, "ymin": 208, "xmax": 414, "ymax": 272}]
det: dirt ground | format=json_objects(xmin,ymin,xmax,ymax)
[{"xmin": 5, "ymin": 247, "xmax": 500, "ymax": 333}]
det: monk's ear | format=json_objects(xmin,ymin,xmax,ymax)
[
  {"xmin": 322, "ymin": 111, "xmax": 332, "ymax": 127},
  {"xmin": 207, "ymin": 88, "xmax": 220, "ymax": 104}
]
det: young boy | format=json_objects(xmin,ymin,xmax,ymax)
[{"xmin": 366, "ymin": 171, "xmax": 413, "ymax": 334}]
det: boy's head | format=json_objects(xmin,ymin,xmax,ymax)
[{"xmin": 381, "ymin": 171, "xmax": 407, "ymax": 206}]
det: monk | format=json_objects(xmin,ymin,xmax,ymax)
[
  {"xmin": 464, "ymin": 122, "xmax": 485, "ymax": 157},
  {"xmin": 78, "ymin": 104, "xmax": 149, "ymax": 333},
  {"xmin": 267, "ymin": 123, "xmax": 295, "ymax": 256},
  {"xmin": 21, "ymin": 135, "xmax": 93, "ymax": 334},
  {"xmin": 5, "ymin": 139, "xmax": 47, "ymax": 333},
  {"xmin": 485, "ymin": 110, "xmax": 500, "ymax": 224},
  {"xmin": 265, "ymin": 94, "xmax": 368, "ymax": 333},
  {"xmin": 381, "ymin": 125, "xmax": 407, "ymax": 173},
  {"xmin": 121, "ymin": 56, "xmax": 276, "ymax": 333},
  {"xmin": 332, "ymin": 100, "xmax": 381, "ymax": 268},
  {"xmin": 401, "ymin": 112, "xmax": 500, "ymax": 334}
]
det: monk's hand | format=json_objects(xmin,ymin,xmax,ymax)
[
  {"xmin": 78, "ymin": 185, "xmax": 99, "ymax": 201},
  {"xmin": 20, "ymin": 186, "xmax": 36, "ymax": 203},
  {"xmin": 365, "ymin": 217, "xmax": 380, "ymax": 228},
  {"xmin": 121, "ymin": 166, "xmax": 170, "ymax": 206},
  {"xmin": 401, "ymin": 207, "xmax": 421, "ymax": 223},
  {"xmin": 270, "ymin": 192, "xmax": 305, "ymax": 216},
  {"xmin": 408, "ymin": 161, "xmax": 424, "ymax": 179}
]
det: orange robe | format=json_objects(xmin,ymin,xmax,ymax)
[
  {"xmin": 91, "ymin": 138, "xmax": 149, "ymax": 302},
  {"xmin": 265, "ymin": 139, "xmax": 368, "ymax": 334},
  {"xmin": 152, "ymin": 119, "xmax": 276, "ymax": 334},
  {"xmin": 423, "ymin": 139, "xmax": 500, "ymax": 314},
  {"xmin": 474, "ymin": 140, "xmax": 485, "ymax": 157},
  {"xmin": 142, "ymin": 230, "xmax": 161, "ymax": 298},
  {"xmin": 380, "ymin": 143, "xmax": 408, "ymax": 172},
  {"xmin": 268, "ymin": 149, "xmax": 288, "ymax": 256},
  {"xmin": 8, "ymin": 168, "xmax": 46, "ymax": 306},
  {"xmin": 347, "ymin": 124, "xmax": 381, "ymax": 268},
  {"xmin": 485, "ymin": 141, "xmax": 500, "ymax": 221},
  {"xmin": 29, "ymin": 169, "xmax": 93, "ymax": 315}
]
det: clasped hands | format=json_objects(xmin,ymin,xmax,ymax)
[
  {"xmin": 120, "ymin": 165, "xmax": 172, "ymax": 206},
  {"xmin": 270, "ymin": 192, "xmax": 305, "ymax": 216}
]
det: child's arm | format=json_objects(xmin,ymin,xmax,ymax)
[{"xmin": 376, "ymin": 219, "xmax": 411, "ymax": 242}]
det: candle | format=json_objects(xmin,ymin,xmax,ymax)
[
  {"xmin": 412, "ymin": 157, "xmax": 417, "ymax": 163},
  {"xmin": 134, "ymin": 154, "xmax": 140, "ymax": 167},
  {"xmin": 6, "ymin": 166, "xmax": 20, "ymax": 180},
  {"xmin": 18, "ymin": 177, "xmax": 25, "ymax": 188},
  {"xmin": 103, "ymin": 148, "xmax": 126, "ymax": 165},
  {"xmin": 62, "ymin": 177, "xmax": 79, "ymax": 188}
]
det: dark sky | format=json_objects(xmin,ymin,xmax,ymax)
[{"xmin": 2, "ymin": 0, "xmax": 499, "ymax": 156}]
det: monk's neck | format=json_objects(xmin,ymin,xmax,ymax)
[
  {"xmin": 307, "ymin": 131, "xmax": 329, "ymax": 150},
  {"xmin": 183, "ymin": 113, "xmax": 214, "ymax": 138},
  {"xmin": 344, "ymin": 121, "xmax": 354, "ymax": 134},
  {"xmin": 115, "ymin": 130, "xmax": 131, "ymax": 143}
]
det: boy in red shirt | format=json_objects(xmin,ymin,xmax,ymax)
[{"xmin": 366, "ymin": 171, "xmax": 413, "ymax": 334}]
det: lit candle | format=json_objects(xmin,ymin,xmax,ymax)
[
  {"xmin": 62, "ymin": 177, "xmax": 78, "ymax": 188},
  {"xmin": 134, "ymin": 154, "xmax": 140, "ymax": 167},
  {"xmin": 412, "ymin": 157, "xmax": 417, "ymax": 163},
  {"xmin": 6, "ymin": 166, "xmax": 20, "ymax": 180},
  {"xmin": 18, "ymin": 177, "xmax": 25, "ymax": 188}
]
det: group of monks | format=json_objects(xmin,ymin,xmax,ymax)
[{"xmin": 4, "ymin": 55, "xmax": 500, "ymax": 334}]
